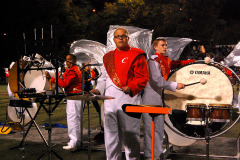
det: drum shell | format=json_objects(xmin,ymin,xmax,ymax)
[
  {"xmin": 186, "ymin": 103, "xmax": 206, "ymax": 121},
  {"xmin": 209, "ymin": 104, "xmax": 232, "ymax": 123}
]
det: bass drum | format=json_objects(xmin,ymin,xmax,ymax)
[
  {"xmin": 163, "ymin": 62, "xmax": 236, "ymax": 146},
  {"xmin": 8, "ymin": 57, "xmax": 56, "ymax": 100},
  {"xmin": 7, "ymin": 84, "xmax": 37, "ymax": 125}
]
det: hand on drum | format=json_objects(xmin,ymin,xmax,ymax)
[
  {"xmin": 177, "ymin": 83, "xmax": 185, "ymax": 90},
  {"xmin": 45, "ymin": 71, "xmax": 51, "ymax": 80}
]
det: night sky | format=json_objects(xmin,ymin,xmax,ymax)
[{"xmin": 1, "ymin": 0, "xmax": 240, "ymax": 70}]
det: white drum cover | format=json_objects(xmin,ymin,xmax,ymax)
[{"xmin": 164, "ymin": 63, "xmax": 233, "ymax": 109}]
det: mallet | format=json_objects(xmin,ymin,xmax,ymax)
[{"xmin": 185, "ymin": 78, "xmax": 207, "ymax": 87}]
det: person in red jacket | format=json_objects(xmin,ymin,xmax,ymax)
[
  {"xmin": 91, "ymin": 28, "xmax": 149, "ymax": 160},
  {"xmin": 153, "ymin": 38, "xmax": 195, "ymax": 80},
  {"xmin": 46, "ymin": 54, "xmax": 82, "ymax": 151}
]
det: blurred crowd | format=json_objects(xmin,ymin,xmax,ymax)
[{"xmin": 181, "ymin": 44, "xmax": 234, "ymax": 63}]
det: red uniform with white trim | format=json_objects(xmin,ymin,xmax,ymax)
[
  {"xmin": 51, "ymin": 64, "xmax": 83, "ymax": 148},
  {"xmin": 155, "ymin": 52, "xmax": 195, "ymax": 80},
  {"xmin": 51, "ymin": 65, "xmax": 82, "ymax": 93},
  {"xmin": 96, "ymin": 46, "xmax": 149, "ymax": 160}
]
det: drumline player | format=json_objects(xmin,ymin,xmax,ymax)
[
  {"xmin": 91, "ymin": 27, "xmax": 149, "ymax": 160},
  {"xmin": 142, "ymin": 38, "xmax": 194, "ymax": 160},
  {"xmin": 82, "ymin": 62, "xmax": 103, "ymax": 132},
  {"xmin": 45, "ymin": 54, "xmax": 83, "ymax": 151}
]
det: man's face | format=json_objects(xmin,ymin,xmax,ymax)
[
  {"xmin": 66, "ymin": 55, "xmax": 75, "ymax": 68},
  {"xmin": 154, "ymin": 40, "xmax": 167, "ymax": 55},
  {"xmin": 84, "ymin": 63, "xmax": 90, "ymax": 71},
  {"xmin": 113, "ymin": 29, "xmax": 129, "ymax": 50}
]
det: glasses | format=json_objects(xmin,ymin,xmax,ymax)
[{"xmin": 114, "ymin": 35, "xmax": 128, "ymax": 39}]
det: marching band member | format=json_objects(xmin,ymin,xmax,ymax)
[
  {"xmin": 142, "ymin": 38, "xmax": 186, "ymax": 160},
  {"xmin": 91, "ymin": 28, "xmax": 149, "ymax": 160},
  {"xmin": 46, "ymin": 54, "xmax": 82, "ymax": 151}
]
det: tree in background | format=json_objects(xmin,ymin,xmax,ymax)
[{"xmin": 2, "ymin": 0, "xmax": 240, "ymax": 68}]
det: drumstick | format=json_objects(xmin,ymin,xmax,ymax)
[{"xmin": 185, "ymin": 78, "xmax": 207, "ymax": 87}]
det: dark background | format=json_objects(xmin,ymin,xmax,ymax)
[{"xmin": 1, "ymin": 0, "xmax": 240, "ymax": 70}]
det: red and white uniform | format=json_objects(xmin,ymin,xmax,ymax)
[
  {"xmin": 154, "ymin": 53, "xmax": 195, "ymax": 80},
  {"xmin": 95, "ymin": 46, "xmax": 149, "ymax": 160},
  {"xmin": 51, "ymin": 65, "xmax": 82, "ymax": 93},
  {"xmin": 52, "ymin": 65, "xmax": 83, "ymax": 148},
  {"xmin": 142, "ymin": 53, "xmax": 194, "ymax": 158}
]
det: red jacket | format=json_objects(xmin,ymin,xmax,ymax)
[
  {"xmin": 51, "ymin": 65, "xmax": 82, "ymax": 93},
  {"xmin": 155, "ymin": 53, "xmax": 195, "ymax": 80},
  {"xmin": 103, "ymin": 46, "xmax": 149, "ymax": 97}
]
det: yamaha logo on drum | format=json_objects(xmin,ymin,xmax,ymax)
[{"xmin": 190, "ymin": 70, "xmax": 210, "ymax": 75}]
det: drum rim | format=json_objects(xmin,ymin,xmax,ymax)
[
  {"xmin": 186, "ymin": 103, "xmax": 207, "ymax": 106},
  {"xmin": 208, "ymin": 103, "xmax": 232, "ymax": 107}
]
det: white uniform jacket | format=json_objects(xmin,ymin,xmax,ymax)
[{"xmin": 142, "ymin": 55, "xmax": 177, "ymax": 105}]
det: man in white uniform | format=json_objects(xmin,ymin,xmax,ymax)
[
  {"xmin": 91, "ymin": 28, "xmax": 149, "ymax": 160},
  {"xmin": 46, "ymin": 54, "xmax": 83, "ymax": 151}
]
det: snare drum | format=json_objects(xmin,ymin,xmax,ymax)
[
  {"xmin": 209, "ymin": 104, "xmax": 232, "ymax": 122},
  {"xmin": 186, "ymin": 103, "xmax": 206, "ymax": 121}
]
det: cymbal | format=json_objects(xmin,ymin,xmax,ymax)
[{"xmin": 65, "ymin": 94, "xmax": 114, "ymax": 101}]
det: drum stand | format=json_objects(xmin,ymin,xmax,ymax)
[
  {"xmin": 204, "ymin": 110, "xmax": 210, "ymax": 160},
  {"xmin": 86, "ymin": 100, "xmax": 92, "ymax": 160},
  {"xmin": 9, "ymin": 104, "xmax": 36, "ymax": 159},
  {"xmin": 36, "ymin": 95, "xmax": 64, "ymax": 160},
  {"xmin": 10, "ymin": 103, "xmax": 48, "ymax": 150},
  {"xmin": 163, "ymin": 110, "xmax": 240, "ymax": 160},
  {"xmin": 122, "ymin": 104, "xmax": 172, "ymax": 160}
]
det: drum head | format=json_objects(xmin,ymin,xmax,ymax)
[
  {"xmin": 8, "ymin": 103, "xmax": 37, "ymax": 125},
  {"xmin": 164, "ymin": 63, "xmax": 233, "ymax": 108},
  {"xmin": 163, "ymin": 62, "xmax": 235, "ymax": 145}
]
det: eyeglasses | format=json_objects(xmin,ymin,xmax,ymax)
[{"xmin": 114, "ymin": 35, "xmax": 128, "ymax": 39}]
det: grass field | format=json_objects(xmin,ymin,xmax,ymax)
[
  {"xmin": 1, "ymin": 84, "xmax": 240, "ymax": 160},
  {"xmin": 0, "ymin": 84, "xmax": 107, "ymax": 160},
  {"xmin": 1, "ymin": 83, "xmax": 240, "ymax": 138}
]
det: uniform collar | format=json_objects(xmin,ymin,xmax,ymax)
[{"xmin": 155, "ymin": 52, "xmax": 169, "ymax": 58}]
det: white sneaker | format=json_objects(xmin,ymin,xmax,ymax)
[
  {"xmin": 63, "ymin": 144, "xmax": 81, "ymax": 152},
  {"xmin": 63, "ymin": 145, "xmax": 75, "ymax": 150}
]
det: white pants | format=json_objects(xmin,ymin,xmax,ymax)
[
  {"xmin": 143, "ymin": 113, "xmax": 164, "ymax": 158},
  {"xmin": 66, "ymin": 100, "xmax": 82, "ymax": 147},
  {"xmin": 104, "ymin": 86, "xmax": 141, "ymax": 160}
]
